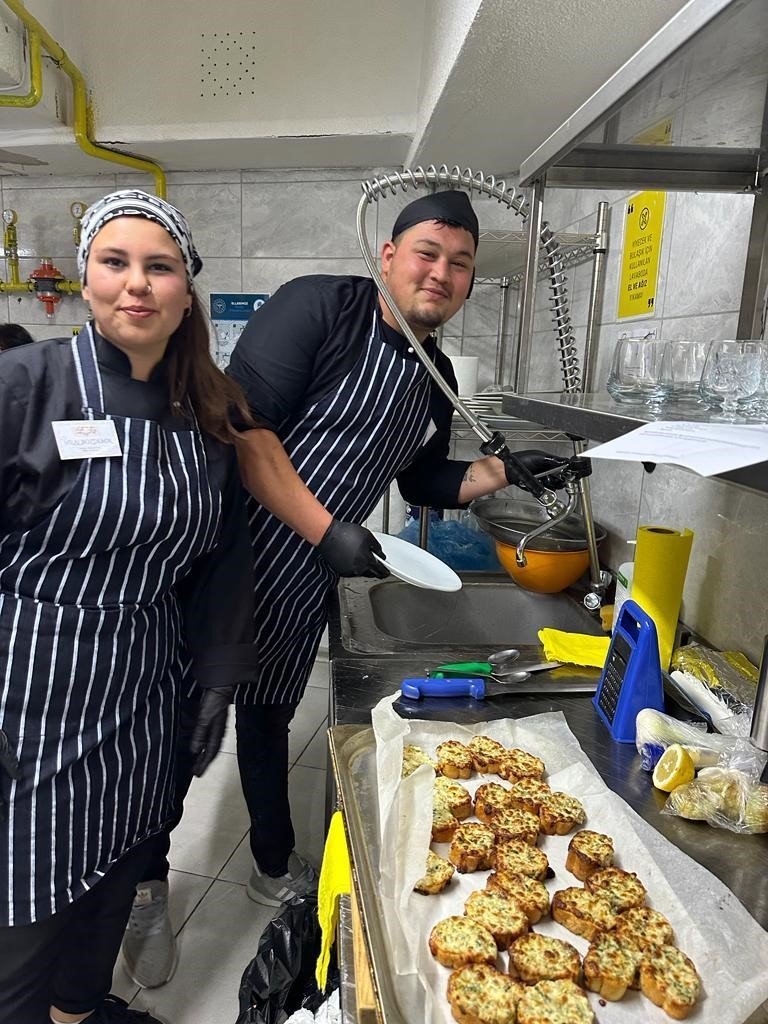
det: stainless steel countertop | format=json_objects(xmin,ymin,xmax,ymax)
[{"xmin": 328, "ymin": 643, "xmax": 768, "ymax": 932}]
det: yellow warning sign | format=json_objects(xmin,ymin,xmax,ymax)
[
  {"xmin": 632, "ymin": 117, "xmax": 673, "ymax": 146},
  {"xmin": 618, "ymin": 191, "xmax": 665, "ymax": 320}
]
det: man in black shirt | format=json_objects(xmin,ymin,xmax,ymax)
[{"xmin": 224, "ymin": 190, "xmax": 573, "ymax": 906}]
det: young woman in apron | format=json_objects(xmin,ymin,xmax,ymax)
[{"xmin": 0, "ymin": 191, "xmax": 257, "ymax": 1024}]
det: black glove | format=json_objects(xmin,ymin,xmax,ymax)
[
  {"xmin": 190, "ymin": 686, "xmax": 233, "ymax": 777},
  {"xmin": 500, "ymin": 450, "xmax": 585, "ymax": 492},
  {"xmin": 316, "ymin": 518, "xmax": 390, "ymax": 578},
  {"xmin": 0, "ymin": 729, "xmax": 21, "ymax": 821}
]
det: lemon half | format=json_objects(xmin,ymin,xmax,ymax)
[{"xmin": 652, "ymin": 744, "xmax": 696, "ymax": 792}]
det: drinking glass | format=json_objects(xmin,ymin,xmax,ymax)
[
  {"xmin": 698, "ymin": 340, "xmax": 762, "ymax": 419},
  {"xmin": 656, "ymin": 340, "xmax": 711, "ymax": 406},
  {"xmin": 738, "ymin": 342, "xmax": 768, "ymax": 421},
  {"xmin": 606, "ymin": 337, "xmax": 665, "ymax": 404}
]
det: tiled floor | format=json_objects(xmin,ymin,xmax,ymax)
[{"xmin": 112, "ymin": 654, "xmax": 332, "ymax": 1024}]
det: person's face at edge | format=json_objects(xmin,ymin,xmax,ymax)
[
  {"xmin": 82, "ymin": 217, "xmax": 192, "ymax": 376},
  {"xmin": 379, "ymin": 220, "xmax": 476, "ymax": 340}
]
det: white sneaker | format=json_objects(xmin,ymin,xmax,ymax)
[
  {"xmin": 246, "ymin": 852, "xmax": 318, "ymax": 907},
  {"xmin": 122, "ymin": 879, "xmax": 178, "ymax": 988}
]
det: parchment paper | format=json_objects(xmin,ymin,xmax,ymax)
[{"xmin": 371, "ymin": 692, "xmax": 768, "ymax": 1024}]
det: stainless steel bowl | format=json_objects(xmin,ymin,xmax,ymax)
[{"xmin": 470, "ymin": 497, "xmax": 607, "ymax": 552}]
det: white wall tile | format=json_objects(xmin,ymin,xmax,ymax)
[{"xmin": 168, "ymin": 182, "xmax": 242, "ymax": 257}]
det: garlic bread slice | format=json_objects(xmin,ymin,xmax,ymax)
[
  {"xmin": 429, "ymin": 915, "xmax": 497, "ymax": 969},
  {"xmin": 508, "ymin": 932, "xmax": 581, "ymax": 985},
  {"xmin": 447, "ymin": 964, "xmax": 526, "ymax": 1024}
]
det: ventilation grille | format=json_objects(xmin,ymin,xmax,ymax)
[{"xmin": 199, "ymin": 31, "xmax": 261, "ymax": 99}]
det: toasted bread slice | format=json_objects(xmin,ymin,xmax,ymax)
[
  {"xmin": 494, "ymin": 839, "xmax": 550, "ymax": 881},
  {"xmin": 516, "ymin": 979, "xmax": 594, "ymax": 1024},
  {"xmin": 585, "ymin": 866, "xmax": 647, "ymax": 913},
  {"xmin": 447, "ymin": 964, "xmax": 526, "ymax": 1024},
  {"xmin": 402, "ymin": 743, "xmax": 436, "ymax": 778},
  {"xmin": 538, "ymin": 792, "xmax": 586, "ymax": 835},
  {"xmin": 464, "ymin": 889, "xmax": 529, "ymax": 950},
  {"xmin": 508, "ymin": 933, "xmax": 581, "ymax": 984},
  {"xmin": 551, "ymin": 886, "xmax": 617, "ymax": 941},
  {"xmin": 565, "ymin": 829, "xmax": 614, "ymax": 881},
  {"xmin": 489, "ymin": 806, "xmax": 540, "ymax": 845},
  {"xmin": 614, "ymin": 906, "xmax": 674, "ymax": 951},
  {"xmin": 449, "ymin": 822, "xmax": 497, "ymax": 873},
  {"xmin": 474, "ymin": 782, "xmax": 512, "ymax": 823},
  {"xmin": 486, "ymin": 871, "xmax": 550, "ymax": 924},
  {"xmin": 435, "ymin": 776, "xmax": 473, "ymax": 819},
  {"xmin": 583, "ymin": 931, "xmax": 642, "ymax": 1001},
  {"xmin": 497, "ymin": 748, "xmax": 545, "ymax": 782},
  {"xmin": 414, "ymin": 849, "xmax": 455, "ymax": 895},
  {"xmin": 639, "ymin": 944, "xmax": 700, "ymax": 1020},
  {"xmin": 437, "ymin": 740, "xmax": 474, "ymax": 779},
  {"xmin": 429, "ymin": 915, "xmax": 497, "ymax": 969},
  {"xmin": 506, "ymin": 777, "xmax": 552, "ymax": 814},
  {"xmin": 433, "ymin": 801, "xmax": 460, "ymax": 843},
  {"xmin": 467, "ymin": 735, "xmax": 509, "ymax": 774}
]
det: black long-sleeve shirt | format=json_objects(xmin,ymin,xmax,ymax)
[
  {"xmin": 227, "ymin": 275, "xmax": 472, "ymax": 508},
  {"xmin": 0, "ymin": 330, "xmax": 258, "ymax": 688}
]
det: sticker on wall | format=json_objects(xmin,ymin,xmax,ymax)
[
  {"xmin": 617, "ymin": 191, "xmax": 665, "ymax": 321},
  {"xmin": 210, "ymin": 292, "xmax": 270, "ymax": 369},
  {"xmin": 632, "ymin": 117, "xmax": 673, "ymax": 147}
]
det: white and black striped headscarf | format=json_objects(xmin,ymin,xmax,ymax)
[{"xmin": 77, "ymin": 189, "xmax": 203, "ymax": 285}]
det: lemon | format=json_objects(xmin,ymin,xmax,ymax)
[{"xmin": 652, "ymin": 744, "xmax": 696, "ymax": 792}]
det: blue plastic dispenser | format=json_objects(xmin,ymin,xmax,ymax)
[{"xmin": 592, "ymin": 600, "xmax": 665, "ymax": 743}]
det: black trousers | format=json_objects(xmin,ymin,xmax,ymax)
[
  {"xmin": 141, "ymin": 699, "xmax": 298, "ymax": 881},
  {"xmin": 235, "ymin": 702, "xmax": 298, "ymax": 876},
  {"xmin": 0, "ymin": 837, "xmax": 154, "ymax": 1024}
]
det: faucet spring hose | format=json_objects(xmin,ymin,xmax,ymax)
[
  {"xmin": 540, "ymin": 223, "xmax": 582, "ymax": 393},
  {"xmin": 361, "ymin": 164, "xmax": 528, "ymax": 218}
]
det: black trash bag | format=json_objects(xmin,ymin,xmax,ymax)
[{"xmin": 236, "ymin": 894, "xmax": 338, "ymax": 1024}]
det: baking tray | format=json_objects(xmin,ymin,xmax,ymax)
[{"xmin": 329, "ymin": 724, "xmax": 423, "ymax": 1024}]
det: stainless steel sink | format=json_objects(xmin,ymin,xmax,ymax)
[{"xmin": 337, "ymin": 572, "xmax": 604, "ymax": 655}]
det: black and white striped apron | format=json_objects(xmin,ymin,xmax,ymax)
[
  {"xmin": 239, "ymin": 310, "xmax": 433, "ymax": 705},
  {"xmin": 0, "ymin": 325, "xmax": 220, "ymax": 926}
]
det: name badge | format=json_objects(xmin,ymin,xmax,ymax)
[{"xmin": 52, "ymin": 419, "xmax": 122, "ymax": 460}]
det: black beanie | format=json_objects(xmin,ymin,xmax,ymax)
[{"xmin": 391, "ymin": 190, "xmax": 479, "ymax": 249}]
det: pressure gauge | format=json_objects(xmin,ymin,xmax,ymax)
[
  {"xmin": 70, "ymin": 201, "xmax": 86, "ymax": 219},
  {"xmin": 2, "ymin": 209, "xmax": 17, "ymax": 225}
]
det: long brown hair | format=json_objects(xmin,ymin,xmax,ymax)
[{"xmin": 165, "ymin": 293, "xmax": 253, "ymax": 442}]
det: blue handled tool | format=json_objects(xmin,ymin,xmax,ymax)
[{"xmin": 401, "ymin": 677, "xmax": 491, "ymax": 700}]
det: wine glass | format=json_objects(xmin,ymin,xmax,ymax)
[
  {"xmin": 738, "ymin": 342, "xmax": 768, "ymax": 421},
  {"xmin": 698, "ymin": 340, "xmax": 762, "ymax": 420}
]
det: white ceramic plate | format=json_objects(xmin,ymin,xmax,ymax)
[{"xmin": 371, "ymin": 532, "xmax": 462, "ymax": 592}]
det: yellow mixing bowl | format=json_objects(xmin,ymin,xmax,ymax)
[{"xmin": 494, "ymin": 540, "xmax": 591, "ymax": 593}]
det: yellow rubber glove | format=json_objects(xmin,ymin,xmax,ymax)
[
  {"xmin": 538, "ymin": 628, "xmax": 610, "ymax": 669},
  {"xmin": 315, "ymin": 810, "xmax": 352, "ymax": 991}
]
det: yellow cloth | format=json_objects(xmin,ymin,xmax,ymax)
[
  {"xmin": 539, "ymin": 628, "xmax": 610, "ymax": 669},
  {"xmin": 315, "ymin": 810, "xmax": 352, "ymax": 991}
]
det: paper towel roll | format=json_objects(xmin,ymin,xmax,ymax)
[
  {"xmin": 631, "ymin": 525, "xmax": 694, "ymax": 670},
  {"xmin": 448, "ymin": 355, "xmax": 479, "ymax": 396}
]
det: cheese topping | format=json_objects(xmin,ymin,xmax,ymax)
[
  {"xmin": 586, "ymin": 866, "xmax": 647, "ymax": 912},
  {"xmin": 516, "ymin": 979, "xmax": 594, "ymax": 1024},
  {"xmin": 448, "ymin": 964, "xmax": 525, "ymax": 1024},
  {"xmin": 509, "ymin": 933, "xmax": 581, "ymax": 983},
  {"xmin": 495, "ymin": 839, "xmax": 549, "ymax": 879},
  {"xmin": 615, "ymin": 906, "xmax": 674, "ymax": 949},
  {"xmin": 498, "ymin": 748, "xmax": 545, "ymax": 781}
]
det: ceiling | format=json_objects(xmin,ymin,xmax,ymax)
[{"xmin": 0, "ymin": 0, "xmax": 690, "ymax": 178}]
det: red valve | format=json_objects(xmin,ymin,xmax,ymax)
[{"xmin": 29, "ymin": 258, "xmax": 65, "ymax": 317}]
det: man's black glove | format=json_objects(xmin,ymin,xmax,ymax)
[
  {"xmin": 501, "ymin": 450, "xmax": 578, "ymax": 492},
  {"xmin": 0, "ymin": 729, "xmax": 21, "ymax": 820},
  {"xmin": 190, "ymin": 686, "xmax": 233, "ymax": 777},
  {"xmin": 317, "ymin": 518, "xmax": 390, "ymax": 578}
]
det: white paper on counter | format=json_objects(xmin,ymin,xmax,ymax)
[
  {"xmin": 586, "ymin": 421, "xmax": 768, "ymax": 475},
  {"xmin": 370, "ymin": 692, "xmax": 768, "ymax": 1024}
]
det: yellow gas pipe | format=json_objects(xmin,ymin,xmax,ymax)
[{"xmin": 0, "ymin": 1, "xmax": 166, "ymax": 197}]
